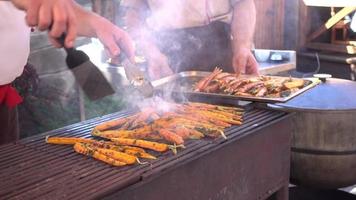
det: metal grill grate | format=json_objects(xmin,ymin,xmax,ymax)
[{"xmin": 0, "ymin": 108, "xmax": 287, "ymax": 200}]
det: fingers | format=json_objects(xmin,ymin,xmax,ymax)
[
  {"xmin": 25, "ymin": 0, "xmax": 41, "ymax": 26},
  {"xmin": 49, "ymin": 3, "xmax": 66, "ymax": 35},
  {"xmin": 233, "ymin": 49, "xmax": 260, "ymax": 75},
  {"xmin": 233, "ymin": 56, "xmax": 247, "ymax": 74},
  {"xmin": 246, "ymin": 56, "xmax": 259, "ymax": 75},
  {"xmin": 115, "ymin": 29, "xmax": 135, "ymax": 62},
  {"xmin": 58, "ymin": 2, "xmax": 77, "ymax": 48},
  {"xmin": 101, "ymin": 31, "xmax": 121, "ymax": 58},
  {"xmin": 37, "ymin": 1, "xmax": 52, "ymax": 31},
  {"xmin": 23, "ymin": 0, "xmax": 78, "ymax": 48}
]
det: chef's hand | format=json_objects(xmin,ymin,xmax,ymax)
[
  {"xmin": 86, "ymin": 15, "xmax": 135, "ymax": 60},
  {"xmin": 232, "ymin": 47, "xmax": 259, "ymax": 75},
  {"xmin": 146, "ymin": 49, "xmax": 173, "ymax": 80},
  {"xmin": 11, "ymin": 0, "xmax": 135, "ymax": 60},
  {"xmin": 11, "ymin": 0, "xmax": 77, "ymax": 48}
]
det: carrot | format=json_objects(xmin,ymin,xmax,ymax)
[
  {"xmin": 87, "ymin": 144, "xmax": 138, "ymax": 164},
  {"xmin": 158, "ymin": 129, "xmax": 184, "ymax": 145},
  {"xmin": 121, "ymin": 145, "xmax": 147, "ymax": 153},
  {"xmin": 46, "ymin": 136, "xmax": 95, "ymax": 145},
  {"xmin": 88, "ymin": 141, "xmax": 156, "ymax": 160},
  {"xmin": 94, "ymin": 117, "xmax": 128, "ymax": 131},
  {"xmin": 124, "ymin": 149, "xmax": 157, "ymax": 160},
  {"xmin": 174, "ymin": 126, "xmax": 191, "ymax": 139},
  {"xmin": 93, "ymin": 130, "xmax": 137, "ymax": 139},
  {"xmin": 73, "ymin": 143, "xmax": 126, "ymax": 167},
  {"xmin": 111, "ymin": 138, "xmax": 183, "ymax": 153},
  {"xmin": 93, "ymin": 127, "xmax": 160, "ymax": 140},
  {"xmin": 175, "ymin": 126, "xmax": 205, "ymax": 140}
]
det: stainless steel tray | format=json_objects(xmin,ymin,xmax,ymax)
[{"xmin": 152, "ymin": 71, "xmax": 321, "ymax": 103}]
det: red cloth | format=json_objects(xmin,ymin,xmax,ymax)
[{"xmin": 0, "ymin": 84, "xmax": 22, "ymax": 109}]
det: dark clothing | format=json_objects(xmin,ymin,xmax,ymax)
[
  {"xmin": 0, "ymin": 104, "xmax": 19, "ymax": 145},
  {"xmin": 152, "ymin": 21, "xmax": 233, "ymax": 73}
]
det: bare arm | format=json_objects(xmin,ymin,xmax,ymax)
[
  {"xmin": 231, "ymin": 0, "xmax": 258, "ymax": 74},
  {"xmin": 8, "ymin": 0, "xmax": 134, "ymax": 59}
]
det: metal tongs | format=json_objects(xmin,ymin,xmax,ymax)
[{"xmin": 120, "ymin": 55, "xmax": 154, "ymax": 98}]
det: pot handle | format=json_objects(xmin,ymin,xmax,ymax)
[{"xmin": 266, "ymin": 103, "xmax": 292, "ymax": 112}]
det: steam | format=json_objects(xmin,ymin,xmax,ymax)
[{"xmin": 145, "ymin": 1, "xmax": 186, "ymax": 30}]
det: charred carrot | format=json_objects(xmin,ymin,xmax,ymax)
[
  {"xmin": 94, "ymin": 117, "xmax": 128, "ymax": 131},
  {"xmin": 93, "ymin": 127, "xmax": 160, "ymax": 140},
  {"xmin": 173, "ymin": 126, "xmax": 191, "ymax": 139},
  {"xmin": 158, "ymin": 129, "xmax": 184, "ymax": 145},
  {"xmin": 87, "ymin": 144, "xmax": 138, "ymax": 164},
  {"xmin": 46, "ymin": 136, "xmax": 95, "ymax": 145},
  {"xmin": 88, "ymin": 141, "xmax": 156, "ymax": 160},
  {"xmin": 93, "ymin": 130, "xmax": 137, "ymax": 139},
  {"xmin": 111, "ymin": 138, "xmax": 168, "ymax": 152},
  {"xmin": 111, "ymin": 138, "xmax": 183, "ymax": 153},
  {"xmin": 175, "ymin": 126, "xmax": 205, "ymax": 140},
  {"xmin": 73, "ymin": 142, "xmax": 126, "ymax": 167},
  {"xmin": 124, "ymin": 149, "xmax": 157, "ymax": 160}
]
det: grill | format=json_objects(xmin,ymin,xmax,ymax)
[{"xmin": 0, "ymin": 107, "xmax": 292, "ymax": 200}]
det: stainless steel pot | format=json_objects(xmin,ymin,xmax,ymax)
[{"xmin": 268, "ymin": 78, "xmax": 356, "ymax": 189}]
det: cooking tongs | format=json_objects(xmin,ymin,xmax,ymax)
[{"xmin": 120, "ymin": 55, "xmax": 154, "ymax": 98}]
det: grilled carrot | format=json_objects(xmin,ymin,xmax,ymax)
[
  {"xmin": 87, "ymin": 145, "xmax": 138, "ymax": 164},
  {"xmin": 124, "ymin": 149, "xmax": 157, "ymax": 160},
  {"xmin": 88, "ymin": 141, "xmax": 156, "ymax": 159},
  {"xmin": 93, "ymin": 130, "xmax": 137, "ymax": 139},
  {"xmin": 93, "ymin": 127, "xmax": 160, "ymax": 140},
  {"xmin": 111, "ymin": 138, "xmax": 183, "ymax": 153},
  {"xmin": 46, "ymin": 136, "xmax": 95, "ymax": 145},
  {"xmin": 158, "ymin": 129, "xmax": 184, "ymax": 145},
  {"xmin": 94, "ymin": 118, "xmax": 128, "ymax": 131},
  {"xmin": 187, "ymin": 102, "xmax": 244, "ymax": 112},
  {"xmin": 174, "ymin": 126, "xmax": 191, "ymax": 139},
  {"xmin": 74, "ymin": 143, "xmax": 126, "ymax": 167},
  {"xmin": 175, "ymin": 126, "xmax": 205, "ymax": 139}
]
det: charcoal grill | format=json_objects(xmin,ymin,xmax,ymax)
[{"xmin": 0, "ymin": 107, "xmax": 292, "ymax": 200}]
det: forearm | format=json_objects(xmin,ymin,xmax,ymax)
[
  {"xmin": 231, "ymin": 0, "xmax": 256, "ymax": 51},
  {"xmin": 8, "ymin": 0, "xmax": 99, "ymax": 38}
]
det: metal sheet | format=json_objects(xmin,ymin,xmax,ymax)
[{"xmin": 152, "ymin": 71, "xmax": 320, "ymax": 103}]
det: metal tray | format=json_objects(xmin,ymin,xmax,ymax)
[{"xmin": 152, "ymin": 71, "xmax": 320, "ymax": 103}]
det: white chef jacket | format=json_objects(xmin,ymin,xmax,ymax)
[{"xmin": 0, "ymin": 1, "xmax": 30, "ymax": 85}]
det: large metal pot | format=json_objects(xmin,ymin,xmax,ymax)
[{"xmin": 268, "ymin": 78, "xmax": 356, "ymax": 189}]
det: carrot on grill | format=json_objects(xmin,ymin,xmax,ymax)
[
  {"xmin": 88, "ymin": 141, "xmax": 156, "ymax": 160},
  {"xmin": 73, "ymin": 142, "xmax": 126, "ymax": 167},
  {"xmin": 158, "ymin": 129, "xmax": 184, "ymax": 145},
  {"xmin": 111, "ymin": 138, "xmax": 184, "ymax": 154},
  {"xmin": 93, "ymin": 130, "xmax": 137, "ymax": 139},
  {"xmin": 87, "ymin": 144, "xmax": 138, "ymax": 164},
  {"xmin": 111, "ymin": 138, "xmax": 168, "ymax": 152},
  {"xmin": 94, "ymin": 117, "xmax": 128, "ymax": 131},
  {"xmin": 124, "ymin": 149, "xmax": 157, "ymax": 160},
  {"xmin": 46, "ymin": 136, "xmax": 95, "ymax": 145}
]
